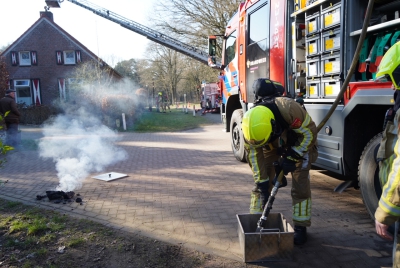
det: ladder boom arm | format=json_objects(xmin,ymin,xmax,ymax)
[{"xmin": 67, "ymin": 0, "xmax": 213, "ymax": 65}]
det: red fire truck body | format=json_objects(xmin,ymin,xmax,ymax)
[{"xmin": 211, "ymin": 0, "xmax": 398, "ymax": 219}]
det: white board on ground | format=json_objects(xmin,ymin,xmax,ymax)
[{"xmin": 92, "ymin": 172, "xmax": 128, "ymax": 182}]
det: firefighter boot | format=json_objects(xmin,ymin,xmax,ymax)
[{"xmin": 294, "ymin": 225, "xmax": 307, "ymax": 245}]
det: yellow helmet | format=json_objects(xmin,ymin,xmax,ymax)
[
  {"xmin": 242, "ymin": 106, "xmax": 275, "ymax": 147},
  {"xmin": 376, "ymin": 41, "xmax": 400, "ymax": 89}
]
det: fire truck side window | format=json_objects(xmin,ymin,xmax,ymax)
[
  {"xmin": 245, "ymin": 2, "xmax": 270, "ymax": 94},
  {"xmin": 225, "ymin": 31, "xmax": 237, "ymax": 64},
  {"xmin": 248, "ymin": 4, "xmax": 268, "ymax": 47}
]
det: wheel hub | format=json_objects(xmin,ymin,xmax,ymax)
[{"xmin": 232, "ymin": 124, "xmax": 240, "ymax": 150}]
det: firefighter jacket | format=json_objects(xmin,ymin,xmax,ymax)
[
  {"xmin": 375, "ymin": 135, "xmax": 400, "ymax": 225},
  {"xmin": 377, "ymin": 111, "xmax": 399, "ymax": 160},
  {"xmin": 375, "ymin": 96, "xmax": 400, "ymax": 226},
  {"xmin": 377, "ymin": 90, "xmax": 400, "ymax": 160},
  {"xmin": 0, "ymin": 95, "xmax": 20, "ymax": 124},
  {"xmin": 245, "ymin": 97, "xmax": 318, "ymax": 185},
  {"xmin": 376, "ymin": 91, "xmax": 400, "ymax": 210},
  {"xmin": 273, "ymin": 97, "xmax": 318, "ymax": 158}
]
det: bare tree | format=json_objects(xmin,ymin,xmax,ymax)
[
  {"xmin": 114, "ymin": 59, "xmax": 140, "ymax": 85},
  {"xmin": 180, "ymin": 59, "xmax": 218, "ymax": 102},
  {"xmin": 72, "ymin": 60, "xmax": 116, "ymax": 88},
  {"xmin": 137, "ymin": 43, "xmax": 185, "ymax": 104},
  {"xmin": 0, "ymin": 57, "xmax": 9, "ymax": 98},
  {"xmin": 154, "ymin": 0, "xmax": 240, "ymax": 56},
  {"xmin": 137, "ymin": 44, "xmax": 219, "ymax": 105},
  {"xmin": 0, "ymin": 44, "xmax": 11, "ymax": 54}
]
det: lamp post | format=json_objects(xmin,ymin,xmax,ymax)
[
  {"xmin": 152, "ymin": 80, "xmax": 155, "ymax": 109},
  {"xmin": 146, "ymin": 84, "xmax": 152, "ymax": 111}
]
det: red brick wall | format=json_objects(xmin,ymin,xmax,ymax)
[{"xmin": 3, "ymin": 14, "xmax": 119, "ymax": 106}]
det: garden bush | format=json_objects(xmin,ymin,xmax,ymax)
[
  {"xmin": 101, "ymin": 95, "xmax": 142, "ymax": 129},
  {"xmin": 18, "ymin": 104, "xmax": 60, "ymax": 125}
]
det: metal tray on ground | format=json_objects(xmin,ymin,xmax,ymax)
[{"xmin": 237, "ymin": 213, "xmax": 294, "ymax": 263}]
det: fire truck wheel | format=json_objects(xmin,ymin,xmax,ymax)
[
  {"xmin": 358, "ymin": 133, "xmax": 383, "ymax": 221},
  {"xmin": 230, "ymin": 109, "xmax": 247, "ymax": 162}
]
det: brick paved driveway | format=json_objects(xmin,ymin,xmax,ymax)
[{"xmin": 0, "ymin": 118, "xmax": 393, "ymax": 267}]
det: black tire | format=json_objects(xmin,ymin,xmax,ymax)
[
  {"xmin": 358, "ymin": 133, "xmax": 383, "ymax": 220},
  {"xmin": 230, "ymin": 109, "xmax": 247, "ymax": 162}
]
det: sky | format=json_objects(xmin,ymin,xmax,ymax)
[{"xmin": 0, "ymin": 0, "xmax": 156, "ymax": 67}]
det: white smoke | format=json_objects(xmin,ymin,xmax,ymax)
[{"xmin": 39, "ymin": 107, "xmax": 127, "ymax": 192}]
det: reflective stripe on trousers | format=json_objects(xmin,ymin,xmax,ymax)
[
  {"xmin": 293, "ymin": 198, "xmax": 311, "ymax": 222},
  {"xmin": 291, "ymin": 153, "xmax": 312, "ymax": 227},
  {"xmin": 250, "ymin": 191, "xmax": 263, "ymax": 214}
]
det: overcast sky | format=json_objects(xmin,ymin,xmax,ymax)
[{"xmin": 0, "ymin": 0, "xmax": 156, "ymax": 67}]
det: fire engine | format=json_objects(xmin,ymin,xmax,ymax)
[
  {"xmin": 201, "ymin": 82, "xmax": 221, "ymax": 114},
  {"xmin": 207, "ymin": 0, "xmax": 400, "ymax": 220},
  {"xmin": 45, "ymin": 0, "xmax": 398, "ymax": 220}
]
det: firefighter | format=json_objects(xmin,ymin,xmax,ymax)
[
  {"xmin": 156, "ymin": 92, "xmax": 162, "ymax": 113},
  {"xmin": 241, "ymin": 79, "xmax": 318, "ymax": 245},
  {"xmin": 164, "ymin": 92, "xmax": 171, "ymax": 112},
  {"xmin": 159, "ymin": 92, "xmax": 166, "ymax": 113},
  {"xmin": 0, "ymin": 89, "xmax": 20, "ymax": 147},
  {"xmin": 374, "ymin": 41, "xmax": 400, "ymax": 266}
]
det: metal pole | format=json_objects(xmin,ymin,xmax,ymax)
[{"xmin": 152, "ymin": 80, "xmax": 155, "ymax": 110}]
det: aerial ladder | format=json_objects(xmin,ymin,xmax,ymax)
[{"xmin": 44, "ymin": 0, "xmax": 217, "ymax": 66}]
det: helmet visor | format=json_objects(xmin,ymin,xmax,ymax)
[
  {"xmin": 244, "ymin": 137, "xmax": 267, "ymax": 147},
  {"xmin": 375, "ymin": 73, "xmax": 400, "ymax": 89},
  {"xmin": 375, "ymin": 74, "xmax": 389, "ymax": 83}
]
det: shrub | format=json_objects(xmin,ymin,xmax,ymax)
[
  {"xmin": 101, "ymin": 95, "xmax": 141, "ymax": 128},
  {"xmin": 18, "ymin": 104, "xmax": 60, "ymax": 125}
]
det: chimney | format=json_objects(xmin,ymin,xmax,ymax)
[{"xmin": 40, "ymin": 11, "xmax": 54, "ymax": 21}]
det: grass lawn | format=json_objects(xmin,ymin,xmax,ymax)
[
  {"xmin": 0, "ymin": 199, "xmax": 250, "ymax": 268},
  {"xmin": 131, "ymin": 106, "xmax": 218, "ymax": 132}
]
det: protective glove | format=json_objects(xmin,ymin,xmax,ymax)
[
  {"xmin": 272, "ymin": 161, "xmax": 287, "ymax": 187},
  {"xmin": 281, "ymin": 156, "xmax": 298, "ymax": 175},
  {"xmin": 282, "ymin": 148, "xmax": 303, "ymax": 174}
]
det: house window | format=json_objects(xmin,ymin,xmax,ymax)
[
  {"xmin": 66, "ymin": 78, "xmax": 83, "ymax": 100},
  {"xmin": 63, "ymin": 50, "xmax": 76, "ymax": 65},
  {"xmin": 14, "ymin": 80, "xmax": 33, "ymax": 106},
  {"xmin": 19, "ymin": 51, "xmax": 31, "ymax": 66}
]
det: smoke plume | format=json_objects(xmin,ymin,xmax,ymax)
[{"xmin": 38, "ymin": 107, "xmax": 127, "ymax": 192}]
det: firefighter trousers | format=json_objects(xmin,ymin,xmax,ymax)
[{"xmin": 246, "ymin": 145, "xmax": 312, "ymax": 227}]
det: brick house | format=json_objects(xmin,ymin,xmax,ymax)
[{"xmin": 0, "ymin": 11, "xmax": 122, "ymax": 106}]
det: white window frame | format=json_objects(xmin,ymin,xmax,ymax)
[
  {"xmin": 63, "ymin": 50, "xmax": 76, "ymax": 65},
  {"xmin": 19, "ymin": 51, "xmax": 31, "ymax": 66},
  {"xmin": 14, "ymin": 79, "xmax": 32, "ymax": 106}
]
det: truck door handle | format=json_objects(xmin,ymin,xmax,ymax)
[{"xmin": 291, "ymin": 59, "xmax": 297, "ymax": 75}]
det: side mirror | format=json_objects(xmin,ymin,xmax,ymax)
[{"xmin": 208, "ymin": 36, "xmax": 217, "ymax": 57}]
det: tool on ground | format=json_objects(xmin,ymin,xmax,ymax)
[
  {"xmin": 0, "ymin": 180, "xmax": 8, "ymax": 188},
  {"xmin": 255, "ymin": 162, "xmax": 285, "ymax": 232}
]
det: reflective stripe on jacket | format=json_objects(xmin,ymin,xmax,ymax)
[{"xmin": 275, "ymin": 97, "xmax": 317, "ymax": 157}]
